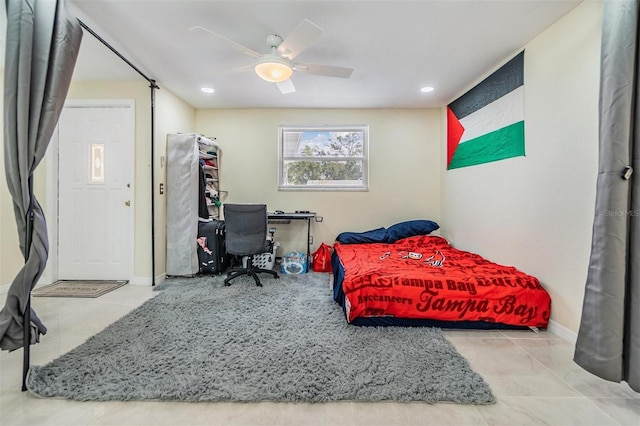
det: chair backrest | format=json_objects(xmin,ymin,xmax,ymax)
[{"xmin": 224, "ymin": 204, "xmax": 268, "ymax": 256}]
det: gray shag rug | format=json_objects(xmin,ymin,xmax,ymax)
[{"xmin": 27, "ymin": 273, "xmax": 495, "ymax": 404}]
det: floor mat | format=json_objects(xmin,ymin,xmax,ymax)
[{"xmin": 31, "ymin": 280, "xmax": 128, "ymax": 298}]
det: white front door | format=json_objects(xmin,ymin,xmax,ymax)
[{"xmin": 57, "ymin": 102, "xmax": 134, "ymax": 280}]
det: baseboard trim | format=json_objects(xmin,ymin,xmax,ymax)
[
  {"xmin": 548, "ymin": 319, "xmax": 577, "ymax": 344},
  {"xmin": 129, "ymin": 274, "xmax": 167, "ymax": 286}
]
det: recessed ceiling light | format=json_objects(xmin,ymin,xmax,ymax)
[
  {"xmin": 201, "ymin": 87, "xmax": 215, "ymax": 94},
  {"xmin": 420, "ymin": 86, "xmax": 434, "ymax": 93}
]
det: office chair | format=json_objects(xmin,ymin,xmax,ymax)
[{"xmin": 223, "ymin": 203, "xmax": 279, "ymax": 287}]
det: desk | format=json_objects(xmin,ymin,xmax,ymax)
[{"xmin": 268, "ymin": 212, "xmax": 316, "ymax": 257}]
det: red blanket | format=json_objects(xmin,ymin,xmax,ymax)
[{"xmin": 334, "ymin": 235, "xmax": 551, "ymax": 327}]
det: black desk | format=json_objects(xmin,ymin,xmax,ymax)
[{"xmin": 268, "ymin": 212, "xmax": 316, "ymax": 257}]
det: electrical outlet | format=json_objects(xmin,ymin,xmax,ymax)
[
  {"xmin": 159, "ymin": 183, "xmax": 164, "ymax": 194},
  {"xmin": 309, "ymin": 236, "xmax": 313, "ymax": 245}
]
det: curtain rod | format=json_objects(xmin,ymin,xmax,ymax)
[
  {"xmin": 77, "ymin": 18, "xmax": 159, "ymax": 287},
  {"xmin": 77, "ymin": 19, "xmax": 159, "ymax": 89}
]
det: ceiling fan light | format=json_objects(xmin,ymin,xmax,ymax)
[{"xmin": 255, "ymin": 59, "xmax": 293, "ymax": 83}]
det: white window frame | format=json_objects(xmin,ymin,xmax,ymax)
[{"xmin": 277, "ymin": 125, "xmax": 369, "ymax": 191}]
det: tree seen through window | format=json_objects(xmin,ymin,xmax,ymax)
[{"xmin": 280, "ymin": 128, "xmax": 368, "ymax": 190}]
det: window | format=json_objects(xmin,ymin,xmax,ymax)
[
  {"xmin": 90, "ymin": 143, "xmax": 105, "ymax": 183},
  {"xmin": 278, "ymin": 125, "xmax": 369, "ymax": 191}
]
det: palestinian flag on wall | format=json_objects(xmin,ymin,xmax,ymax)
[{"xmin": 447, "ymin": 51, "xmax": 525, "ymax": 170}]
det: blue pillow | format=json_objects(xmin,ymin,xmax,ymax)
[
  {"xmin": 387, "ymin": 220, "xmax": 439, "ymax": 242},
  {"xmin": 336, "ymin": 227, "xmax": 390, "ymax": 244}
]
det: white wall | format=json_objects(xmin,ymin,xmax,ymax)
[
  {"xmin": 0, "ymin": 2, "xmax": 602, "ymax": 320},
  {"xmin": 196, "ymin": 108, "xmax": 441, "ymax": 255},
  {"xmin": 41, "ymin": 81, "xmax": 195, "ymax": 285},
  {"xmin": 62, "ymin": 81, "xmax": 154, "ymax": 283},
  {"xmin": 2, "ymin": 86, "xmax": 440, "ymax": 284},
  {"xmin": 440, "ymin": 0, "xmax": 603, "ymax": 335}
]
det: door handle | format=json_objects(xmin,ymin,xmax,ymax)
[{"xmin": 125, "ymin": 200, "xmax": 131, "ymax": 206}]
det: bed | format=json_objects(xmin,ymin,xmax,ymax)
[{"xmin": 332, "ymin": 221, "xmax": 551, "ymax": 329}]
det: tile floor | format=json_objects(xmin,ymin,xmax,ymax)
[{"xmin": 0, "ymin": 284, "xmax": 638, "ymax": 426}]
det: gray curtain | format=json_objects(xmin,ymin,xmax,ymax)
[
  {"xmin": 574, "ymin": 0, "xmax": 639, "ymax": 392},
  {"xmin": 0, "ymin": 0, "xmax": 82, "ymax": 351}
]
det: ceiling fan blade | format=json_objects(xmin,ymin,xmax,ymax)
[
  {"xmin": 189, "ymin": 26, "xmax": 262, "ymax": 59},
  {"xmin": 277, "ymin": 19, "xmax": 323, "ymax": 60},
  {"xmin": 225, "ymin": 65, "xmax": 254, "ymax": 74},
  {"xmin": 295, "ymin": 63, "xmax": 354, "ymax": 79},
  {"xmin": 276, "ymin": 79, "xmax": 296, "ymax": 94}
]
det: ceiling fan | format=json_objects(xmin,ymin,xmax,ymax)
[{"xmin": 189, "ymin": 19, "xmax": 354, "ymax": 94}]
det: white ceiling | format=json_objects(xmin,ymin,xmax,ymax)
[{"xmin": 6, "ymin": 1, "xmax": 583, "ymax": 109}]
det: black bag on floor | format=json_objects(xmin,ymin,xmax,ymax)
[{"xmin": 197, "ymin": 220, "xmax": 230, "ymax": 274}]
